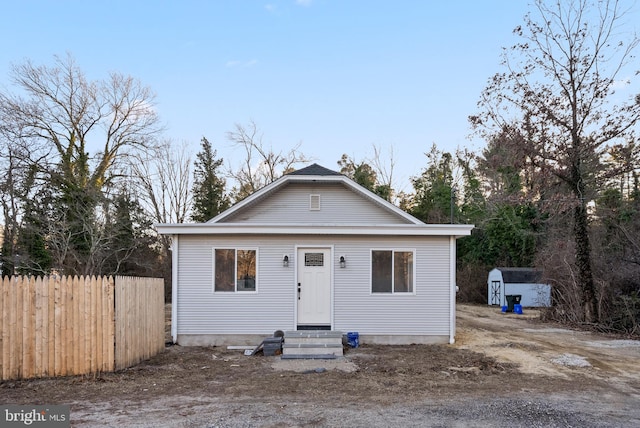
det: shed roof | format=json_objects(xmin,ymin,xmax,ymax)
[{"xmin": 498, "ymin": 267, "xmax": 543, "ymax": 284}]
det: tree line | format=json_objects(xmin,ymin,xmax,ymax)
[{"xmin": 1, "ymin": 0, "xmax": 639, "ymax": 334}]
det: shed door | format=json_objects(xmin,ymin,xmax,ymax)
[
  {"xmin": 490, "ymin": 280, "xmax": 502, "ymax": 305},
  {"xmin": 297, "ymin": 248, "xmax": 331, "ymax": 326}
]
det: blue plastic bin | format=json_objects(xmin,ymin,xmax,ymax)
[{"xmin": 346, "ymin": 332, "xmax": 359, "ymax": 348}]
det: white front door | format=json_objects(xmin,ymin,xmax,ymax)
[{"xmin": 297, "ymin": 248, "xmax": 332, "ymax": 327}]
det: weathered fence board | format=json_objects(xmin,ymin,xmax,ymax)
[
  {"xmin": 0, "ymin": 275, "xmax": 164, "ymax": 380},
  {"xmin": 114, "ymin": 276, "xmax": 165, "ymax": 370}
]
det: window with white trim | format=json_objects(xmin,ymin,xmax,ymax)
[
  {"xmin": 371, "ymin": 250, "xmax": 414, "ymax": 293},
  {"xmin": 214, "ymin": 248, "xmax": 257, "ymax": 292}
]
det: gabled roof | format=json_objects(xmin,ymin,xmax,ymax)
[
  {"xmin": 207, "ymin": 163, "xmax": 419, "ymax": 225},
  {"xmin": 287, "ymin": 163, "xmax": 343, "ymax": 176},
  {"xmin": 497, "ymin": 267, "xmax": 543, "ymax": 284},
  {"xmin": 155, "ymin": 163, "xmax": 475, "ymax": 237}
]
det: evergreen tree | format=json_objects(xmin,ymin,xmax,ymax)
[
  {"xmin": 16, "ymin": 188, "xmax": 53, "ymax": 276},
  {"xmin": 102, "ymin": 188, "xmax": 158, "ymax": 276},
  {"xmin": 191, "ymin": 137, "xmax": 230, "ymax": 222},
  {"xmin": 53, "ymin": 149, "xmax": 99, "ymax": 274},
  {"xmin": 0, "ymin": 224, "xmax": 14, "ymax": 278},
  {"xmin": 410, "ymin": 145, "xmax": 456, "ymax": 224}
]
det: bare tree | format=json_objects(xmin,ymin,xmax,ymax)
[
  {"xmin": 0, "ymin": 54, "xmax": 162, "ymax": 192},
  {"xmin": 132, "ymin": 141, "xmax": 193, "ymax": 226},
  {"xmin": 226, "ymin": 120, "xmax": 310, "ymax": 201},
  {"xmin": 0, "ymin": 53, "xmax": 163, "ymax": 275},
  {"xmin": 370, "ymin": 144, "xmax": 397, "ymax": 202},
  {"xmin": 470, "ymin": 0, "xmax": 640, "ymax": 323},
  {"xmin": 131, "ymin": 141, "xmax": 192, "ymax": 300},
  {"xmin": 336, "ymin": 144, "xmax": 398, "ymax": 203}
]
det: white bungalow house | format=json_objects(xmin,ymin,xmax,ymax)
[{"xmin": 156, "ymin": 164, "xmax": 473, "ymax": 346}]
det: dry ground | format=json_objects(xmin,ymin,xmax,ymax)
[{"xmin": 1, "ymin": 304, "xmax": 639, "ymax": 427}]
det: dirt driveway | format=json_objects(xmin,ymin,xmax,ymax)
[{"xmin": 1, "ymin": 304, "xmax": 639, "ymax": 427}]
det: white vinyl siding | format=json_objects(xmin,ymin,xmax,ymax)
[
  {"xmin": 176, "ymin": 235, "xmax": 451, "ymax": 337},
  {"xmin": 332, "ymin": 237, "xmax": 450, "ymax": 336},
  {"xmin": 177, "ymin": 236, "xmax": 295, "ymax": 335},
  {"xmin": 222, "ymin": 182, "xmax": 410, "ymax": 224}
]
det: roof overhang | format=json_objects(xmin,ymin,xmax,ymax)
[{"xmin": 155, "ymin": 223, "xmax": 474, "ymax": 237}]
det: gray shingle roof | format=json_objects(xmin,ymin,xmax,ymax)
[
  {"xmin": 287, "ymin": 163, "xmax": 342, "ymax": 176},
  {"xmin": 498, "ymin": 267, "xmax": 543, "ymax": 283}
]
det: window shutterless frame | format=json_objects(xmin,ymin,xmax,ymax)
[
  {"xmin": 212, "ymin": 247, "xmax": 258, "ymax": 293},
  {"xmin": 370, "ymin": 248, "xmax": 416, "ymax": 294}
]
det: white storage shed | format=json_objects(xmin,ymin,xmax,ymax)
[{"xmin": 488, "ymin": 267, "xmax": 551, "ymax": 307}]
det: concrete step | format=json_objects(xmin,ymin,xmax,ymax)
[
  {"xmin": 283, "ymin": 330, "xmax": 344, "ymax": 357},
  {"xmin": 280, "ymin": 354, "xmax": 337, "ymax": 360},
  {"xmin": 282, "ymin": 343, "xmax": 343, "ymax": 356},
  {"xmin": 284, "ymin": 331, "xmax": 343, "ymax": 339},
  {"xmin": 284, "ymin": 335, "xmax": 342, "ymax": 346}
]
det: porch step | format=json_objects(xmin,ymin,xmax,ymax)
[
  {"xmin": 284, "ymin": 330, "xmax": 343, "ymax": 345},
  {"xmin": 283, "ymin": 330, "xmax": 344, "ymax": 357},
  {"xmin": 280, "ymin": 354, "xmax": 337, "ymax": 360},
  {"xmin": 282, "ymin": 343, "xmax": 344, "ymax": 355}
]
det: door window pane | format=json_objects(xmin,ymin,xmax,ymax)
[{"xmin": 305, "ymin": 253, "xmax": 324, "ymax": 267}]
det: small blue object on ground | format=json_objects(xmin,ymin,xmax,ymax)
[
  {"xmin": 501, "ymin": 305, "xmax": 507, "ymax": 313},
  {"xmin": 514, "ymin": 304, "xmax": 523, "ymax": 315},
  {"xmin": 347, "ymin": 331, "xmax": 359, "ymax": 348}
]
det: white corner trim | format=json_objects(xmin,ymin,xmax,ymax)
[
  {"xmin": 171, "ymin": 234, "xmax": 179, "ymax": 343},
  {"xmin": 449, "ymin": 235, "xmax": 456, "ymax": 344}
]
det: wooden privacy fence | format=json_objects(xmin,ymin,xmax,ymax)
[{"xmin": 0, "ymin": 275, "xmax": 165, "ymax": 381}]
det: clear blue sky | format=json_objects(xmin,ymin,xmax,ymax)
[{"xmin": 2, "ymin": 1, "xmax": 634, "ymax": 190}]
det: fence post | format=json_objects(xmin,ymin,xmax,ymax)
[{"xmin": 106, "ymin": 276, "xmax": 115, "ymax": 372}]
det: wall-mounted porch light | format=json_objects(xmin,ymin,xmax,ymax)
[
  {"xmin": 283, "ymin": 255, "xmax": 289, "ymax": 267},
  {"xmin": 339, "ymin": 255, "xmax": 346, "ymax": 268}
]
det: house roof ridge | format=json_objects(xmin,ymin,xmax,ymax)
[{"xmin": 287, "ymin": 163, "xmax": 342, "ymax": 176}]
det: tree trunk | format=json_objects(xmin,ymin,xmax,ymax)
[{"xmin": 573, "ymin": 202, "xmax": 598, "ymax": 323}]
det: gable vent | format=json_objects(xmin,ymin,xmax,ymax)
[{"xmin": 309, "ymin": 194, "xmax": 321, "ymax": 211}]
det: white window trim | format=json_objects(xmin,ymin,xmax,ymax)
[
  {"xmin": 309, "ymin": 194, "xmax": 321, "ymax": 211},
  {"xmin": 370, "ymin": 248, "xmax": 417, "ymax": 295},
  {"xmin": 212, "ymin": 247, "xmax": 259, "ymax": 294}
]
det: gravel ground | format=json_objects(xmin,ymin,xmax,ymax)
[
  {"xmin": 2, "ymin": 304, "xmax": 639, "ymax": 427},
  {"xmin": 70, "ymin": 394, "xmax": 635, "ymax": 427}
]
